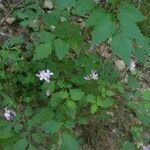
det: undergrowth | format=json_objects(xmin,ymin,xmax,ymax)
[{"xmin": 0, "ymin": 0, "xmax": 149, "ymax": 149}]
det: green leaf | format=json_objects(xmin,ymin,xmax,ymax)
[
  {"xmin": 69, "ymin": 89, "xmax": 85, "ymax": 101},
  {"xmin": 86, "ymin": 9, "xmax": 110, "ymax": 27},
  {"xmin": 41, "ymin": 120, "xmax": 61, "ymax": 134},
  {"xmin": 31, "ymin": 108, "xmax": 54, "ymax": 124},
  {"xmin": 67, "ymin": 100, "xmax": 77, "ymax": 109},
  {"xmin": 121, "ymin": 142, "xmax": 136, "ymax": 150},
  {"xmin": 0, "ymin": 129, "xmax": 14, "ymax": 139},
  {"xmin": 55, "ymin": 21, "xmax": 82, "ymax": 48},
  {"xmin": 37, "ymin": 31, "xmax": 54, "ymax": 43},
  {"xmin": 2, "ymin": 35, "xmax": 24, "ymax": 48},
  {"xmin": 118, "ymin": 2, "xmax": 145, "ymax": 24},
  {"xmin": 51, "ymin": 91, "xmax": 68, "ymax": 106},
  {"xmin": 91, "ymin": 19, "xmax": 115, "ymax": 46},
  {"xmin": 43, "ymin": 10, "xmax": 60, "ymax": 27},
  {"xmin": 72, "ymin": 0, "xmax": 94, "ymax": 16},
  {"xmin": 33, "ymin": 43, "xmax": 52, "ymax": 60},
  {"xmin": 111, "ymin": 33, "xmax": 133, "ymax": 64},
  {"xmin": 143, "ymin": 90, "xmax": 150, "ymax": 101},
  {"xmin": 98, "ymin": 98, "xmax": 115, "ymax": 108},
  {"xmin": 133, "ymin": 48, "xmax": 147, "ymax": 64},
  {"xmin": 54, "ymin": 39, "xmax": 69, "ymax": 60},
  {"xmin": 61, "ymin": 133, "xmax": 79, "ymax": 150},
  {"xmin": 32, "ymin": 133, "xmax": 43, "ymax": 144},
  {"xmin": 85, "ymin": 94, "xmax": 96, "ymax": 104},
  {"xmin": 56, "ymin": 0, "xmax": 76, "ymax": 9},
  {"xmin": 128, "ymin": 74, "xmax": 139, "ymax": 89},
  {"xmin": 13, "ymin": 138, "xmax": 28, "ymax": 150},
  {"xmin": 28, "ymin": 144, "xmax": 37, "ymax": 150},
  {"xmin": 91, "ymin": 104, "xmax": 98, "ymax": 114}
]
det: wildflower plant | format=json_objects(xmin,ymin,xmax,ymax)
[{"xmin": 0, "ymin": 0, "xmax": 149, "ymax": 149}]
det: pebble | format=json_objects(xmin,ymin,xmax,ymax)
[
  {"xmin": 6, "ymin": 17, "xmax": 16, "ymax": 24},
  {"xmin": 115, "ymin": 60, "xmax": 126, "ymax": 71},
  {"xmin": 44, "ymin": 0, "xmax": 53, "ymax": 9}
]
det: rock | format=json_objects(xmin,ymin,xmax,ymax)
[
  {"xmin": 44, "ymin": 0, "xmax": 53, "ymax": 9},
  {"xmin": 115, "ymin": 60, "xmax": 126, "ymax": 71},
  {"xmin": 50, "ymin": 25, "xmax": 56, "ymax": 31},
  {"xmin": 6, "ymin": 17, "xmax": 16, "ymax": 24}
]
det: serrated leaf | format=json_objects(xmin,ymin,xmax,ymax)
[
  {"xmin": 111, "ymin": 33, "xmax": 133, "ymax": 64},
  {"xmin": 85, "ymin": 9, "xmax": 110, "ymax": 27},
  {"xmin": 91, "ymin": 19, "xmax": 115, "ymax": 46},
  {"xmin": 85, "ymin": 94, "xmax": 96, "ymax": 104},
  {"xmin": 56, "ymin": 0, "xmax": 76, "ymax": 9},
  {"xmin": 119, "ymin": 21, "xmax": 147, "ymax": 48},
  {"xmin": 133, "ymin": 48, "xmax": 147, "ymax": 64},
  {"xmin": 54, "ymin": 39, "xmax": 69, "ymax": 60},
  {"xmin": 55, "ymin": 22, "xmax": 82, "ymax": 48},
  {"xmin": 67, "ymin": 100, "xmax": 77, "ymax": 109},
  {"xmin": 33, "ymin": 43, "xmax": 52, "ymax": 60},
  {"xmin": 31, "ymin": 108, "xmax": 54, "ymax": 124},
  {"xmin": 61, "ymin": 133, "xmax": 79, "ymax": 150},
  {"xmin": 70, "ymin": 89, "xmax": 85, "ymax": 101},
  {"xmin": 43, "ymin": 10, "xmax": 60, "ymax": 27},
  {"xmin": 73, "ymin": 0, "xmax": 94, "ymax": 16},
  {"xmin": 13, "ymin": 138, "xmax": 28, "ymax": 150},
  {"xmin": 98, "ymin": 98, "xmax": 115, "ymax": 108},
  {"xmin": 37, "ymin": 31, "xmax": 54, "ymax": 43},
  {"xmin": 2, "ymin": 35, "xmax": 24, "ymax": 49},
  {"xmin": 51, "ymin": 91, "xmax": 68, "ymax": 106},
  {"xmin": 118, "ymin": 3, "xmax": 145, "ymax": 23},
  {"xmin": 41, "ymin": 120, "xmax": 61, "ymax": 134},
  {"xmin": 91, "ymin": 104, "xmax": 98, "ymax": 114}
]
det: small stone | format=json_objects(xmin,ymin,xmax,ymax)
[
  {"xmin": 6, "ymin": 17, "xmax": 16, "ymax": 24},
  {"xmin": 44, "ymin": 0, "xmax": 53, "ymax": 9},
  {"xmin": 50, "ymin": 25, "xmax": 56, "ymax": 31},
  {"xmin": 115, "ymin": 60, "xmax": 126, "ymax": 71}
]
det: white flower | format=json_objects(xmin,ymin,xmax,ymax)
[
  {"xmin": 46, "ymin": 89, "xmax": 51, "ymax": 96},
  {"xmin": 36, "ymin": 69, "xmax": 54, "ymax": 83},
  {"xmin": 142, "ymin": 145, "xmax": 150, "ymax": 150},
  {"xmin": 130, "ymin": 60, "xmax": 136, "ymax": 71},
  {"xmin": 84, "ymin": 69, "xmax": 98, "ymax": 81},
  {"xmin": 3, "ymin": 107, "xmax": 16, "ymax": 121}
]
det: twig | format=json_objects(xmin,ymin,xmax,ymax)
[{"xmin": 0, "ymin": 1, "xmax": 24, "ymax": 26}]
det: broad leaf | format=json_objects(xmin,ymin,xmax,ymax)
[
  {"xmin": 85, "ymin": 9, "xmax": 110, "ymax": 27},
  {"xmin": 73, "ymin": 0, "xmax": 94, "ymax": 16},
  {"xmin": 111, "ymin": 33, "xmax": 133, "ymax": 64},
  {"xmin": 41, "ymin": 120, "xmax": 61, "ymax": 134},
  {"xmin": 54, "ymin": 39, "xmax": 69, "ymax": 60},
  {"xmin": 61, "ymin": 133, "xmax": 79, "ymax": 150},
  {"xmin": 118, "ymin": 2, "xmax": 145, "ymax": 23},
  {"xmin": 13, "ymin": 138, "xmax": 28, "ymax": 150},
  {"xmin": 91, "ymin": 19, "xmax": 115, "ymax": 46},
  {"xmin": 33, "ymin": 43, "xmax": 52, "ymax": 60},
  {"xmin": 56, "ymin": 0, "xmax": 76, "ymax": 9},
  {"xmin": 69, "ymin": 89, "xmax": 85, "ymax": 101},
  {"xmin": 91, "ymin": 104, "xmax": 98, "ymax": 114}
]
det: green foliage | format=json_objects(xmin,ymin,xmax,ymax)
[
  {"xmin": 61, "ymin": 133, "xmax": 79, "ymax": 150},
  {"xmin": 0, "ymin": 0, "xmax": 149, "ymax": 149},
  {"xmin": 33, "ymin": 43, "xmax": 52, "ymax": 60},
  {"xmin": 54, "ymin": 39, "xmax": 69, "ymax": 60},
  {"xmin": 121, "ymin": 142, "xmax": 136, "ymax": 150}
]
